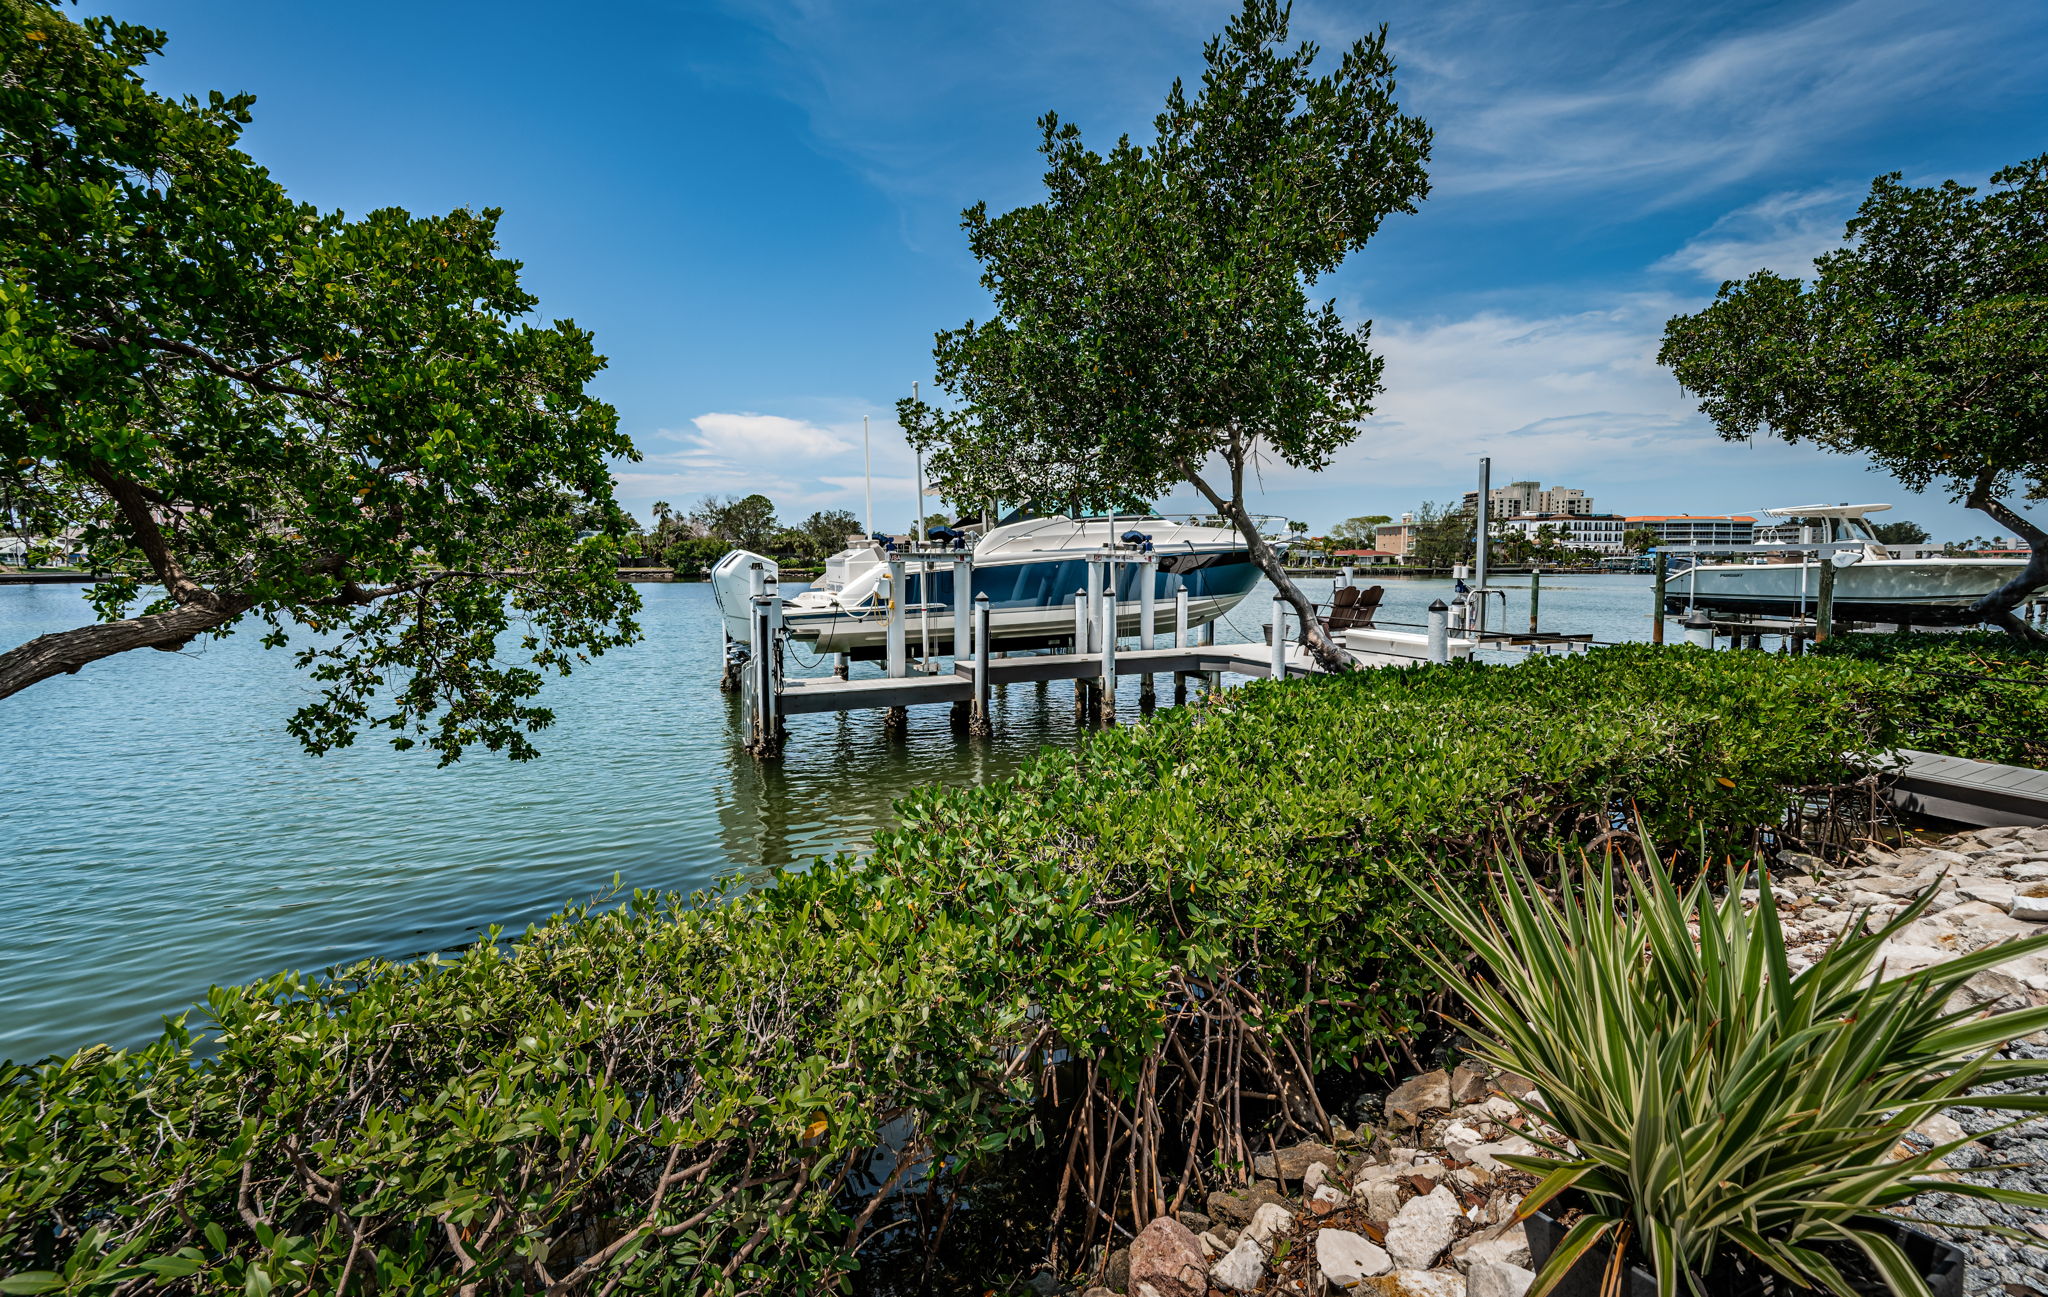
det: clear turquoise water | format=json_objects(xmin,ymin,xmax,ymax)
[{"xmin": 0, "ymin": 573, "xmax": 1659, "ymax": 1062}]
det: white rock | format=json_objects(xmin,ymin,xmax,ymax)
[
  {"xmin": 1243, "ymin": 1201, "xmax": 1297, "ymax": 1249},
  {"xmin": 1454, "ymin": 1224, "xmax": 1532, "ymax": 1273},
  {"xmin": 1304, "ymin": 1161, "xmax": 1336, "ymax": 1194},
  {"xmin": 1363, "ymin": 1178, "xmax": 1406, "ymax": 1223},
  {"xmin": 1381, "ymin": 1268, "xmax": 1469, "ymax": 1297},
  {"xmin": 2010, "ymin": 883, "xmax": 2048, "ymax": 922},
  {"xmin": 1960, "ymin": 879, "xmax": 2017, "ymax": 908},
  {"xmin": 1385, "ymin": 1185, "xmax": 1462, "ymax": 1269},
  {"xmin": 1464, "ymin": 1134, "xmax": 1541, "ymax": 1171},
  {"xmin": 1469, "ymin": 1260, "xmax": 1536, "ymax": 1297},
  {"xmin": 1315, "ymin": 1229, "xmax": 1394, "ymax": 1289},
  {"xmin": 2007, "ymin": 862, "xmax": 2048, "ymax": 882},
  {"xmin": 1313, "ymin": 1184, "xmax": 1352, "ymax": 1213},
  {"xmin": 1441, "ymin": 1120, "xmax": 1487, "ymax": 1161},
  {"xmin": 1210, "ymin": 1237, "xmax": 1267, "ymax": 1292}
]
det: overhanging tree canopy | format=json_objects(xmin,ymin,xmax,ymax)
[
  {"xmin": 1659, "ymin": 156, "xmax": 2048, "ymax": 640},
  {"xmin": 899, "ymin": 0, "xmax": 1430, "ymax": 670},
  {"xmin": 0, "ymin": 2, "xmax": 641, "ymax": 759}
]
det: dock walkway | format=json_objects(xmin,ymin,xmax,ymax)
[
  {"xmin": 778, "ymin": 645, "xmax": 1278, "ymax": 716},
  {"xmin": 1885, "ymin": 749, "xmax": 2048, "ymax": 829}
]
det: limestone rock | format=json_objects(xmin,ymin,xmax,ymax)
[
  {"xmin": 1449, "ymin": 1062, "xmax": 1490, "ymax": 1105},
  {"xmin": 1317, "ymin": 1228, "xmax": 1394, "ymax": 1289},
  {"xmin": 1304, "ymin": 1161, "xmax": 1337, "ymax": 1194},
  {"xmin": 1128, "ymin": 1216, "xmax": 1208, "ymax": 1297},
  {"xmin": 1363, "ymin": 1268, "xmax": 1469, "ymax": 1297},
  {"xmin": 1208, "ymin": 1182, "xmax": 1289, "ymax": 1225},
  {"xmin": 1452, "ymin": 1224, "xmax": 1531, "ymax": 1273},
  {"xmin": 1465, "ymin": 1134, "xmax": 1541, "ymax": 1172},
  {"xmin": 1385, "ymin": 1184, "xmax": 1463, "ymax": 1269},
  {"xmin": 1198, "ymin": 1230, "xmax": 1229, "ymax": 1258},
  {"xmin": 1255, "ymin": 1142, "xmax": 1341, "ymax": 1183},
  {"xmin": 1440, "ymin": 1121, "xmax": 1487, "ymax": 1161},
  {"xmin": 1959, "ymin": 879, "xmax": 2017, "ymax": 908},
  {"xmin": 1210, "ymin": 1236, "xmax": 1268, "ymax": 1292},
  {"xmin": 1469, "ymin": 1260, "xmax": 1536, "ymax": 1297},
  {"xmin": 1082, "ymin": 1289, "xmax": 1116, "ymax": 1297},
  {"xmin": 1946, "ymin": 968, "xmax": 2034, "ymax": 1015},
  {"xmin": 1913, "ymin": 1113, "xmax": 1970, "ymax": 1148},
  {"xmin": 1363, "ymin": 1177, "xmax": 1408, "ymax": 1223},
  {"xmin": 1177, "ymin": 1209, "xmax": 1212, "ymax": 1235},
  {"xmin": 1243, "ymin": 1201, "xmax": 1298, "ymax": 1249},
  {"xmin": 1312, "ymin": 1184, "xmax": 1352, "ymax": 1215},
  {"xmin": 1386, "ymin": 1070, "xmax": 1452, "ymax": 1129},
  {"xmin": 1107, "ymin": 1248, "xmax": 1130, "ymax": 1293},
  {"xmin": 2011, "ymin": 883, "xmax": 2048, "ymax": 922}
]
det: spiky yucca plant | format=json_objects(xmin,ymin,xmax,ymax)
[{"xmin": 1408, "ymin": 848, "xmax": 2048, "ymax": 1297}]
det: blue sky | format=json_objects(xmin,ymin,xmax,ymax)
[{"xmin": 105, "ymin": 0, "xmax": 2048, "ymax": 539}]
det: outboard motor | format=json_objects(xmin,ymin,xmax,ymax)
[
  {"xmin": 871, "ymin": 531, "xmax": 899, "ymax": 554},
  {"xmin": 1120, "ymin": 529, "xmax": 1154, "ymax": 553},
  {"xmin": 927, "ymin": 525, "xmax": 967, "ymax": 551}
]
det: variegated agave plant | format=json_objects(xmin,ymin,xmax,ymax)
[{"xmin": 1407, "ymin": 845, "xmax": 2048, "ymax": 1297}]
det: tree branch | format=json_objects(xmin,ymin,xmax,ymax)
[
  {"xmin": 0, "ymin": 594, "xmax": 255, "ymax": 700},
  {"xmin": 1963, "ymin": 467, "xmax": 2048, "ymax": 643}
]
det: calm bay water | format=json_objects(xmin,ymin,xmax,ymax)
[{"xmin": 0, "ymin": 573, "xmax": 1658, "ymax": 1062}]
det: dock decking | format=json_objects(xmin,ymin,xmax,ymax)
[
  {"xmin": 1884, "ymin": 749, "xmax": 2048, "ymax": 828},
  {"xmin": 778, "ymin": 645, "xmax": 1278, "ymax": 715}
]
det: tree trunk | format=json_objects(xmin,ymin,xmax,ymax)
[
  {"xmin": 1964, "ymin": 480, "xmax": 2048, "ymax": 644},
  {"xmin": 1184, "ymin": 468, "xmax": 1351, "ymax": 674},
  {"xmin": 0, "ymin": 594, "xmax": 252, "ymax": 700}
]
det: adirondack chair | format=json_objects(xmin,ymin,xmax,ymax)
[{"xmin": 1321, "ymin": 584, "xmax": 1383, "ymax": 633}]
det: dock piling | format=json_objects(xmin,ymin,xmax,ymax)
[
  {"xmin": 971, "ymin": 594, "xmax": 993, "ymax": 736},
  {"xmin": 885, "ymin": 558, "xmax": 907, "ymax": 678},
  {"xmin": 1528, "ymin": 567, "xmax": 1541, "ymax": 634},
  {"xmin": 1073, "ymin": 587, "xmax": 1088, "ymax": 653},
  {"xmin": 1682, "ymin": 609, "xmax": 1715, "ymax": 649},
  {"xmin": 951, "ymin": 555, "xmax": 973, "ymax": 661},
  {"xmin": 1427, "ymin": 599, "xmax": 1449, "ymax": 665},
  {"xmin": 1269, "ymin": 593, "xmax": 1287, "ymax": 680},
  {"xmin": 746, "ymin": 592, "xmax": 783, "ymax": 758},
  {"xmin": 1174, "ymin": 586, "xmax": 1190, "ymax": 648},
  {"xmin": 1138, "ymin": 555, "xmax": 1156, "ymax": 651},
  {"xmin": 1098, "ymin": 581, "xmax": 1118, "ymax": 726},
  {"xmin": 1650, "ymin": 552, "xmax": 1669, "ymax": 644},
  {"xmin": 1815, "ymin": 558, "xmax": 1838, "ymax": 643}
]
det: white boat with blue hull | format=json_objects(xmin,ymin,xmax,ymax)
[
  {"xmin": 712, "ymin": 515, "xmax": 1264, "ymax": 658},
  {"xmin": 1665, "ymin": 503, "xmax": 2043, "ymax": 626}
]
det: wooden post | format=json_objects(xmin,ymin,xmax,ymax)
[
  {"xmin": 1528, "ymin": 567, "xmax": 1541, "ymax": 635},
  {"xmin": 971, "ymin": 594, "xmax": 993, "ymax": 737},
  {"xmin": 1651, "ymin": 552, "xmax": 1669, "ymax": 644},
  {"xmin": 1815, "ymin": 557, "xmax": 1837, "ymax": 644},
  {"xmin": 885, "ymin": 558, "xmax": 907, "ymax": 679}
]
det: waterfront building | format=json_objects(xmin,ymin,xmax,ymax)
[
  {"xmin": 1462, "ymin": 481, "xmax": 1594, "ymax": 518},
  {"xmin": 1497, "ymin": 512, "xmax": 1627, "ymax": 555},
  {"xmin": 1331, "ymin": 548, "xmax": 1400, "ymax": 566},
  {"xmin": 1374, "ymin": 514, "xmax": 1419, "ymax": 558},
  {"xmin": 1626, "ymin": 515, "xmax": 1757, "ymax": 547}
]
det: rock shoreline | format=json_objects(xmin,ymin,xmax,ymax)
[{"xmin": 1074, "ymin": 823, "xmax": 2048, "ymax": 1297}]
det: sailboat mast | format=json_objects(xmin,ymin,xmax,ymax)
[{"xmin": 862, "ymin": 415, "xmax": 874, "ymax": 537}]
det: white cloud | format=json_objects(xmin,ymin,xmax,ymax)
[
  {"xmin": 1655, "ymin": 185, "xmax": 1861, "ymax": 282},
  {"xmin": 686, "ymin": 411, "xmax": 855, "ymax": 460}
]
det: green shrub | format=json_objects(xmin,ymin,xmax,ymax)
[
  {"xmin": 1408, "ymin": 847, "xmax": 2048, "ymax": 1297},
  {"xmin": 0, "ymin": 647, "xmax": 1909, "ymax": 1294},
  {"xmin": 1811, "ymin": 630, "xmax": 2048, "ymax": 768}
]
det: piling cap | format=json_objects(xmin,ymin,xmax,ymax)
[
  {"xmin": 1681, "ymin": 609, "xmax": 1714, "ymax": 628},
  {"xmin": 1427, "ymin": 599, "xmax": 1450, "ymax": 611}
]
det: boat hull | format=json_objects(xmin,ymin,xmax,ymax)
[
  {"xmin": 788, "ymin": 555, "xmax": 1262, "ymax": 655},
  {"xmin": 1665, "ymin": 558, "xmax": 2039, "ymax": 625}
]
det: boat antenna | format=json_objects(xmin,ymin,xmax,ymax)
[
  {"xmin": 862, "ymin": 415, "xmax": 874, "ymax": 538},
  {"xmin": 913, "ymin": 381, "xmax": 924, "ymax": 544}
]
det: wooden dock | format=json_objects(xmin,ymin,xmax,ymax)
[
  {"xmin": 1883, "ymin": 749, "xmax": 2048, "ymax": 828},
  {"xmin": 777, "ymin": 645, "xmax": 1278, "ymax": 716}
]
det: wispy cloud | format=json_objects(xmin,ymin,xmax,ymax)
[{"xmin": 1654, "ymin": 184, "xmax": 1861, "ymax": 282}]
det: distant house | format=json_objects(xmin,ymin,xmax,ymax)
[
  {"xmin": 1332, "ymin": 548, "xmax": 1399, "ymax": 566},
  {"xmin": 1626, "ymin": 515, "xmax": 1757, "ymax": 548}
]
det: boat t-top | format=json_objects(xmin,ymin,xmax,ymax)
[
  {"xmin": 1664, "ymin": 503, "xmax": 2040, "ymax": 626},
  {"xmin": 711, "ymin": 514, "xmax": 1266, "ymax": 659}
]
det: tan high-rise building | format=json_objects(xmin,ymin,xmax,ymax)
[{"xmin": 1461, "ymin": 481, "xmax": 1592, "ymax": 518}]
